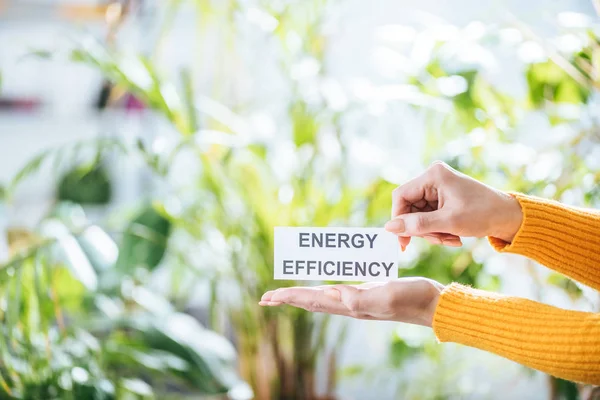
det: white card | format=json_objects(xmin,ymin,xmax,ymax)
[{"xmin": 274, "ymin": 227, "xmax": 399, "ymax": 281}]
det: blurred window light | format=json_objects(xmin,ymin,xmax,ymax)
[
  {"xmin": 164, "ymin": 197, "xmax": 183, "ymax": 218},
  {"xmin": 373, "ymin": 46, "xmax": 410, "ymax": 78},
  {"xmin": 278, "ymin": 184, "xmax": 294, "ymax": 204},
  {"xmin": 526, "ymin": 151, "xmax": 563, "ymax": 182},
  {"xmin": 285, "ymin": 31, "xmax": 303, "ymax": 54},
  {"xmin": 557, "ymin": 11, "xmax": 592, "ymax": 28},
  {"xmin": 207, "ymin": 229, "xmax": 227, "ymax": 254},
  {"xmin": 374, "ymin": 25, "xmax": 417, "ymax": 43},
  {"xmin": 349, "ymin": 137, "xmax": 385, "ymax": 167},
  {"xmin": 451, "ymin": 43, "xmax": 496, "ymax": 70},
  {"xmin": 71, "ymin": 367, "xmax": 90, "ymax": 384},
  {"xmin": 552, "ymin": 103, "xmax": 582, "ymax": 120},
  {"xmin": 468, "ymin": 127, "xmax": 487, "ymax": 146},
  {"xmin": 318, "ymin": 129, "xmax": 342, "ymax": 159},
  {"xmin": 499, "ymin": 28, "xmax": 523, "ymax": 45},
  {"xmin": 120, "ymin": 57, "xmax": 153, "ymax": 90},
  {"xmin": 436, "ymin": 75, "xmax": 468, "ymax": 97},
  {"xmin": 585, "ymin": 147, "xmax": 600, "ymax": 170},
  {"xmin": 290, "ymin": 57, "xmax": 321, "ymax": 80},
  {"xmin": 410, "ymin": 34, "xmax": 437, "ymax": 69},
  {"xmin": 463, "ymin": 21, "xmax": 487, "ymax": 40},
  {"xmin": 246, "ymin": 7, "xmax": 279, "ymax": 32},
  {"xmin": 152, "ymin": 136, "xmax": 168, "ymax": 153},
  {"xmin": 517, "ymin": 41, "xmax": 546, "ymax": 63},
  {"xmin": 542, "ymin": 183, "xmax": 558, "ymax": 199},
  {"xmin": 429, "ymin": 24, "xmax": 460, "ymax": 41},
  {"xmin": 320, "ymin": 79, "xmax": 348, "ymax": 111},
  {"xmin": 483, "ymin": 143, "xmax": 536, "ymax": 168},
  {"xmin": 249, "ymin": 113, "xmax": 276, "ymax": 138},
  {"xmin": 582, "ymin": 173, "xmax": 596, "ymax": 191},
  {"xmin": 555, "ymin": 33, "xmax": 585, "ymax": 54}
]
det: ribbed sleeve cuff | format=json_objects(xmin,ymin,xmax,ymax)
[
  {"xmin": 488, "ymin": 193, "xmax": 600, "ymax": 290},
  {"xmin": 433, "ymin": 283, "xmax": 509, "ymax": 345},
  {"xmin": 432, "ymin": 283, "xmax": 600, "ymax": 384}
]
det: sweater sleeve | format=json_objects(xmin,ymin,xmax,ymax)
[
  {"xmin": 488, "ymin": 193, "xmax": 600, "ymax": 290},
  {"xmin": 433, "ymin": 283, "xmax": 600, "ymax": 385}
]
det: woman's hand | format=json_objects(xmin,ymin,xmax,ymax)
[
  {"xmin": 259, "ymin": 278, "xmax": 444, "ymax": 327},
  {"xmin": 385, "ymin": 161, "xmax": 523, "ymax": 250}
]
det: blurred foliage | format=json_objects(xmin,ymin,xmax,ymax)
[
  {"xmin": 58, "ymin": 164, "xmax": 112, "ymax": 205},
  {"xmin": 4, "ymin": 1, "xmax": 600, "ymax": 399},
  {"xmin": 6, "ymin": 137, "xmax": 127, "ymax": 198},
  {"xmin": 115, "ymin": 205, "xmax": 171, "ymax": 273},
  {"xmin": 0, "ymin": 206, "xmax": 249, "ymax": 399},
  {"xmin": 527, "ymin": 60, "xmax": 590, "ymax": 108}
]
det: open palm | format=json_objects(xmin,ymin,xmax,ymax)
[{"xmin": 260, "ymin": 278, "xmax": 444, "ymax": 327}]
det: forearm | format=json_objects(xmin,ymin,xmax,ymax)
[
  {"xmin": 432, "ymin": 283, "xmax": 600, "ymax": 385},
  {"xmin": 490, "ymin": 193, "xmax": 600, "ymax": 290}
]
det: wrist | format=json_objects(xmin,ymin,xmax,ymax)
[
  {"xmin": 420, "ymin": 279, "xmax": 444, "ymax": 328},
  {"xmin": 490, "ymin": 192, "xmax": 523, "ymax": 243}
]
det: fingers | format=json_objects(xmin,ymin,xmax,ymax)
[
  {"xmin": 259, "ymin": 290, "xmax": 283, "ymax": 306},
  {"xmin": 389, "ymin": 162, "xmax": 458, "ymax": 250},
  {"xmin": 259, "ymin": 284, "xmax": 385, "ymax": 319},
  {"xmin": 391, "ymin": 162, "xmax": 451, "ymax": 218},
  {"xmin": 390, "ymin": 212, "xmax": 461, "ymax": 246},
  {"xmin": 385, "ymin": 210, "xmax": 451, "ymax": 237},
  {"xmin": 391, "ymin": 171, "xmax": 437, "ymax": 219},
  {"xmin": 422, "ymin": 233, "xmax": 462, "ymax": 247},
  {"xmin": 333, "ymin": 284, "xmax": 387, "ymax": 316},
  {"xmin": 260, "ymin": 287, "xmax": 348, "ymax": 315}
]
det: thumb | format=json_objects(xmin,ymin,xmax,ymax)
[{"xmin": 386, "ymin": 210, "xmax": 449, "ymax": 236}]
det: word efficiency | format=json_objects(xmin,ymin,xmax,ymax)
[
  {"xmin": 282, "ymin": 260, "xmax": 395, "ymax": 277},
  {"xmin": 274, "ymin": 227, "xmax": 399, "ymax": 282}
]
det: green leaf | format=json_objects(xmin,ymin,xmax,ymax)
[
  {"xmin": 291, "ymin": 101, "xmax": 319, "ymax": 147},
  {"xmin": 388, "ymin": 332, "xmax": 419, "ymax": 368},
  {"xmin": 51, "ymin": 266, "xmax": 86, "ymax": 314},
  {"xmin": 58, "ymin": 164, "xmax": 112, "ymax": 205},
  {"xmin": 526, "ymin": 60, "xmax": 590, "ymax": 108},
  {"xmin": 8, "ymin": 137, "xmax": 126, "ymax": 197},
  {"xmin": 337, "ymin": 365, "xmax": 364, "ymax": 378},
  {"xmin": 551, "ymin": 377, "xmax": 580, "ymax": 400},
  {"xmin": 105, "ymin": 313, "xmax": 249, "ymax": 396},
  {"xmin": 180, "ymin": 68, "xmax": 199, "ymax": 134},
  {"xmin": 116, "ymin": 205, "xmax": 171, "ymax": 273},
  {"xmin": 547, "ymin": 273, "xmax": 583, "ymax": 300}
]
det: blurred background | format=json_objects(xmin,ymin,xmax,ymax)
[{"xmin": 1, "ymin": 0, "xmax": 599, "ymax": 399}]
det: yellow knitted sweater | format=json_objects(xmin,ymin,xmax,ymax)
[{"xmin": 432, "ymin": 194, "xmax": 600, "ymax": 385}]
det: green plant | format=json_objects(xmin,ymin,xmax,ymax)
[
  {"xmin": 32, "ymin": 2, "xmax": 366, "ymax": 398},
  {"xmin": 0, "ymin": 202, "xmax": 250, "ymax": 399},
  {"xmin": 58, "ymin": 164, "xmax": 112, "ymax": 205}
]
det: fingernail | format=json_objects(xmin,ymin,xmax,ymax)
[
  {"xmin": 401, "ymin": 245, "xmax": 406, "ymax": 252},
  {"xmin": 385, "ymin": 218, "xmax": 405, "ymax": 233},
  {"xmin": 324, "ymin": 288, "xmax": 341, "ymax": 301},
  {"xmin": 261, "ymin": 291, "xmax": 274, "ymax": 301},
  {"xmin": 267, "ymin": 301, "xmax": 282, "ymax": 306}
]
